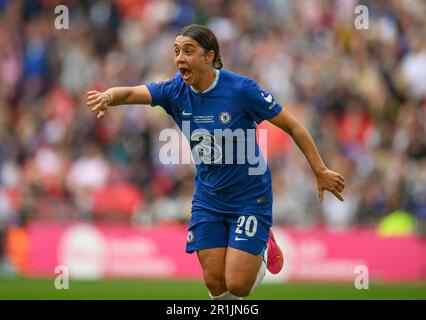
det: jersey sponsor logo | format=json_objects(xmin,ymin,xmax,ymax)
[
  {"xmin": 219, "ymin": 112, "xmax": 232, "ymax": 124},
  {"xmin": 158, "ymin": 121, "xmax": 268, "ymax": 175},
  {"xmin": 235, "ymin": 235, "xmax": 248, "ymax": 241},
  {"xmin": 191, "ymin": 130, "xmax": 222, "ymax": 164},
  {"xmin": 261, "ymin": 92, "xmax": 273, "ymax": 103},
  {"xmin": 187, "ymin": 231, "xmax": 195, "ymax": 243}
]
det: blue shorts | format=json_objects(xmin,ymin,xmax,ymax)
[{"xmin": 186, "ymin": 209, "xmax": 272, "ymax": 256}]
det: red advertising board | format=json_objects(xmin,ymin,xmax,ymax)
[{"xmin": 13, "ymin": 222, "xmax": 426, "ymax": 282}]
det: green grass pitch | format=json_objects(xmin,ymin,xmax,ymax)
[{"xmin": 0, "ymin": 278, "xmax": 425, "ymax": 300}]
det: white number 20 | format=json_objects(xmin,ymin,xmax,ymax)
[{"xmin": 235, "ymin": 215, "xmax": 258, "ymax": 237}]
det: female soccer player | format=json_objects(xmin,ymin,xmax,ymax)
[{"xmin": 87, "ymin": 24, "xmax": 345, "ymax": 300}]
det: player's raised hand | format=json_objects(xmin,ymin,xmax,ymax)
[
  {"xmin": 316, "ymin": 168, "xmax": 345, "ymax": 202},
  {"xmin": 86, "ymin": 90, "xmax": 113, "ymax": 119}
]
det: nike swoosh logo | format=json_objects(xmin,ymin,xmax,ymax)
[
  {"xmin": 182, "ymin": 111, "xmax": 192, "ymax": 116},
  {"xmin": 235, "ymin": 236, "xmax": 248, "ymax": 241},
  {"xmin": 261, "ymin": 92, "xmax": 273, "ymax": 103}
]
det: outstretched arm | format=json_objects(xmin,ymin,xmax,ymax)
[
  {"xmin": 86, "ymin": 85, "xmax": 152, "ymax": 119},
  {"xmin": 268, "ymin": 108, "xmax": 345, "ymax": 202}
]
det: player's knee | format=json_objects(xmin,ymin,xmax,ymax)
[
  {"xmin": 204, "ymin": 273, "xmax": 226, "ymax": 295},
  {"xmin": 226, "ymin": 280, "xmax": 251, "ymax": 297}
]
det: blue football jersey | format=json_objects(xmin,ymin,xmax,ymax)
[{"xmin": 146, "ymin": 69, "xmax": 283, "ymax": 218}]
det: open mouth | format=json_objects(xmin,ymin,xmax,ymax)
[{"xmin": 179, "ymin": 67, "xmax": 192, "ymax": 81}]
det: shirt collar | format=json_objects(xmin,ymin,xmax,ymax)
[{"xmin": 190, "ymin": 69, "xmax": 220, "ymax": 94}]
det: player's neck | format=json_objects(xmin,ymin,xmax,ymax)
[{"xmin": 192, "ymin": 68, "xmax": 216, "ymax": 93}]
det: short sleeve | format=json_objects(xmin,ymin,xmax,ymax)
[
  {"xmin": 146, "ymin": 73, "xmax": 179, "ymax": 114},
  {"xmin": 241, "ymin": 78, "xmax": 283, "ymax": 124}
]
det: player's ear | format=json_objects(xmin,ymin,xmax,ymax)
[{"xmin": 205, "ymin": 50, "xmax": 215, "ymax": 65}]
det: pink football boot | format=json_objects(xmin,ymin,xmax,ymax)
[{"xmin": 266, "ymin": 229, "xmax": 284, "ymax": 274}]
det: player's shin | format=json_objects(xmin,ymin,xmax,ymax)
[{"xmin": 249, "ymin": 247, "xmax": 267, "ymax": 295}]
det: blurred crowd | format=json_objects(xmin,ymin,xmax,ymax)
[{"xmin": 0, "ymin": 0, "xmax": 425, "ymax": 236}]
